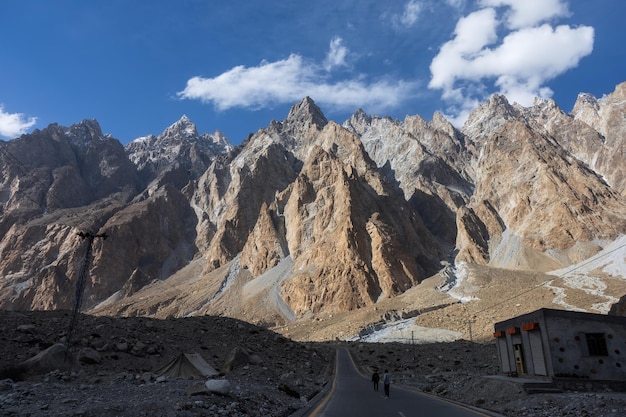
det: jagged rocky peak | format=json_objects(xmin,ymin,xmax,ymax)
[
  {"xmin": 125, "ymin": 115, "xmax": 233, "ymax": 185},
  {"xmin": 571, "ymin": 92, "xmax": 601, "ymax": 130},
  {"xmin": 259, "ymin": 97, "xmax": 332, "ymax": 157},
  {"xmin": 0, "ymin": 118, "xmax": 139, "ymax": 219},
  {"xmin": 401, "ymin": 113, "xmax": 429, "ymax": 136},
  {"xmin": 39, "ymin": 119, "xmax": 110, "ymax": 147},
  {"xmin": 159, "ymin": 115, "xmax": 233, "ymax": 150},
  {"xmin": 519, "ymin": 97, "xmax": 567, "ymax": 129},
  {"xmin": 284, "ymin": 97, "xmax": 328, "ymax": 130},
  {"xmin": 66, "ymin": 119, "xmax": 105, "ymax": 141},
  {"xmin": 342, "ymin": 108, "xmax": 372, "ymax": 135},
  {"xmin": 573, "ymin": 92, "xmax": 599, "ymax": 111},
  {"xmin": 128, "ymin": 115, "xmax": 232, "ymax": 150},
  {"xmin": 572, "ymin": 81, "xmax": 626, "ymax": 139},
  {"xmin": 161, "ymin": 114, "xmax": 198, "ymax": 141},
  {"xmin": 529, "ymin": 97, "xmax": 562, "ymax": 116},
  {"xmin": 429, "ymin": 112, "xmax": 457, "ymax": 136},
  {"xmin": 461, "ymin": 93, "xmax": 520, "ymax": 140}
]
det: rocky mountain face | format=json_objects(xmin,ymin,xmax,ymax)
[
  {"xmin": 456, "ymin": 91, "xmax": 626, "ymax": 270},
  {"xmin": 125, "ymin": 115, "xmax": 233, "ymax": 191},
  {"xmin": 0, "ymin": 84, "xmax": 625, "ymax": 328}
]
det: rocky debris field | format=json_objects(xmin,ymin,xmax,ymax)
[
  {"xmin": 0, "ymin": 311, "xmax": 333, "ymax": 417},
  {"xmin": 1, "ymin": 310, "xmax": 626, "ymax": 417}
]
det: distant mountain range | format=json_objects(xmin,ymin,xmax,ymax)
[{"xmin": 1, "ymin": 82, "xmax": 624, "ymax": 337}]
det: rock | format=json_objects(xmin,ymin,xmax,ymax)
[
  {"xmin": 0, "ymin": 378, "xmax": 13, "ymax": 391},
  {"xmin": 16, "ymin": 325, "xmax": 37, "ymax": 334},
  {"xmin": 20, "ymin": 344, "xmax": 67, "ymax": 376},
  {"xmin": 186, "ymin": 383, "xmax": 208, "ymax": 396},
  {"xmin": 115, "ymin": 342, "xmax": 128, "ymax": 352},
  {"xmin": 78, "ymin": 348, "xmax": 102, "ymax": 364},
  {"xmin": 204, "ymin": 378, "xmax": 231, "ymax": 395}
]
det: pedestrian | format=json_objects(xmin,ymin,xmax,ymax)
[
  {"xmin": 383, "ymin": 369, "xmax": 390, "ymax": 398},
  {"xmin": 371, "ymin": 370, "xmax": 380, "ymax": 391}
]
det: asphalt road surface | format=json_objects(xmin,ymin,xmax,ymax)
[{"xmin": 307, "ymin": 348, "xmax": 494, "ymax": 417}]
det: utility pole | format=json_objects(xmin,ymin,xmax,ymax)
[{"xmin": 65, "ymin": 231, "xmax": 108, "ymax": 363}]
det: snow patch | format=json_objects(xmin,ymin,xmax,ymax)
[
  {"xmin": 131, "ymin": 135, "xmax": 152, "ymax": 144},
  {"xmin": 545, "ymin": 234, "xmax": 626, "ymax": 313},
  {"xmin": 352, "ymin": 318, "xmax": 463, "ymax": 344},
  {"xmin": 437, "ymin": 261, "xmax": 478, "ymax": 303},
  {"xmin": 547, "ymin": 234, "xmax": 626, "ymax": 280},
  {"xmin": 543, "ymin": 280, "xmax": 588, "ymax": 312},
  {"xmin": 11, "ymin": 278, "xmax": 33, "ymax": 301}
]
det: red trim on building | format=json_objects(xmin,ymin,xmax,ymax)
[{"xmin": 521, "ymin": 322, "xmax": 538, "ymax": 331}]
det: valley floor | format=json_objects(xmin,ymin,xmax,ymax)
[{"xmin": 1, "ymin": 311, "xmax": 625, "ymax": 417}]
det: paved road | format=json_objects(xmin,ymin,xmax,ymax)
[{"xmin": 307, "ymin": 348, "xmax": 493, "ymax": 417}]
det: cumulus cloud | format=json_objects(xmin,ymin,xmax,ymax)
[
  {"xmin": 429, "ymin": 0, "xmax": 593, "ymax": 126},
  {"xmin": 429, "ymin": 8, "xmax": 499, "ymax": 94},
  {"xmin": 0, "ymin": 106, "xmax": 37, "ymax": 138},
  {"xmin": 178, "ymin": 39, "xmax": 417, "ymax": 113}
]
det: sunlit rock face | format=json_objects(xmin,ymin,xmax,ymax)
[{"xmin": 1, "ymin": 83, "xmax": 625, "ymax": 321}]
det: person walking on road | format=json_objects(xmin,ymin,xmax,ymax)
[
  {"xmin": 371, "ymin": 370, "xmax": 380, "ymax": 391},
  {"xmin": 383, "ymin": 369, "xmax": 390, "ymax": 398}
]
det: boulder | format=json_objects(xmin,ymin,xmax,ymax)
[
  {"xmin": 204, "ymin": 378, "xmax": 230, "ymax": 395},
  {"xmin": 78, "ymin": 347, "xmax": 102, "ymax": 364},
  {"xmin": 20, "ymin": 343, "xmax": 67, "ymax": 375}
]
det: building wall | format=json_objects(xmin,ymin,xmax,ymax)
[
  {"xmin": 544, "ymin": 315, "xmax": 625, "ymax": 380},
  {"xmin": 495, "ymin": 309, "xmax": 626, "ymax": 381}
]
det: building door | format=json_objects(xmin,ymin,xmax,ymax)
[
  {"xmin": 497, "ymin": 337, "xmax": 512, "ymax": 373},
  {"xmin": 514, "ymin": 344, "xmax": 526, "ymax": 375},
  {"xmin": 528, "ymin": 331, "xmax": 547, "ymax": 376}
]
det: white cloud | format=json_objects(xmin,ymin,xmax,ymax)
[
  {"xmin": 445, "ymin": 0, "xmax": 466, "ymax": 10},
  {"xmin": 324, "ymin": 37, "xmax": 349, "ymax": 71},
  {"xmin": 394, "ymin": 0, "xmax": 423, "ymax": 28},
  {"xmin": 429, "ymin": 8, "xmax": 499, "ymax": 93},
  {"xmin": 479, "ymin": 0, "xmax": 570, "ymax": 29},
  {"xmin": 178, "ymin": 44, "xmax": 418, "ymax": 113},
  {"xmin": 429, "ymin": 0, "xmax": 593, "ymax": 126},
  {"xmin": 0, "ymin": 105, "xmax": 37, "ymax": 138}
]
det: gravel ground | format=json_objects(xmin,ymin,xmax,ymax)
[
  {"xmin": 0, "ymin": 311, "xmax": 333, "ymax": 417},
  {"xmin": 1, "ymin": 310, "xmax": 625, "ymax": 417}
]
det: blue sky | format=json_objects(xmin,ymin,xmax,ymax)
[{"xmin": 1, "ymin": 0, "xmax": 624, "ymax": 145}]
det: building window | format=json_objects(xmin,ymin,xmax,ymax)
[{"xmin": 585, "ymin": 333, "xmax": 608, "ymax": 356}]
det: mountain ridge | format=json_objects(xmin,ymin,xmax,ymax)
[{"xmin": 1, "ymin": 81, "xmax": 625, "ymax": 341}]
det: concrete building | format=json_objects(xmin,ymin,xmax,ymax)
[{"xmin": 494, "ymin": 308, "xmax": 626, "ymax": 381}]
